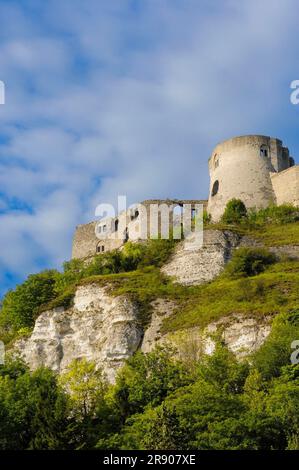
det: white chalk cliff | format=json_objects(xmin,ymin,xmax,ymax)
[
  {"xmin": 15, "ymin": 231, "xmax": 277, "ymax": 382},
  {"xmin": 16, "ymin": 284, "xmax": 142, "ymax": 382}
]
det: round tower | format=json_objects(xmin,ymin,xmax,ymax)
[{"xmin": 207, "ymin": 135, "xmax": 292, "ymax": 221}]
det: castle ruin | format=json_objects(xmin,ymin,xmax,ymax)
[
  {"xmin": 72, "ymin": 135, "xmax": 299, "ymax": 259},
  {"xmin": 207, "ymin": 135, "xmax": 298, "ymax": 220}
]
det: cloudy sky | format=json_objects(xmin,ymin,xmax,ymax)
[{"xmin": 0, "ymin": 0, "xmax": 299, "ymax": 296}]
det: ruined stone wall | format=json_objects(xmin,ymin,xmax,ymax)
[
  {"xmin": 161, "ymin": 229, "xmax": 240, "ymax": 285},
  {"xmin": 140, "ymin": 199, "xmax": 207, "ymax": 240},
  {"xmin": 72, "ymin": 221, "xmax": 123, "ymax": 259},
  {"xmin": 72, "ymin": 222, "xmax": 98, "ymax": 259},
  {"xmin": 271, "ymin": 165, "xmax": 299, "ymax": 207},
  {"xmin": 72, "ymin": 199, "xmax": 208, "ymax": 259}
]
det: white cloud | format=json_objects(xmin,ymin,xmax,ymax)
[{"xmin": 0, "ymin": 0, "xmax": 298, "ymax": 295}]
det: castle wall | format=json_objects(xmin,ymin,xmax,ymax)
[
  {"xmin": 72, "ymin": 199, "xmax": 207, "ymax": 259},
  {"xmin": 72, "ymin": 133, "xmax": 297, "ymax": 259},
  {"xmin": 271, "ymin": 166, "xmax": 299, "ymax": 207},
  {"xmin": 72, "ymin": 222, "xmax": 98, "ymax": 259},
  {"xmin": 72, "ymin": 221, "xmax": 123, "ymax": 259},
  {"xmin": 207, "ymin": 135, "xmax": 278, "ymax": 221},
  {"xmin": 140, "ymin": 199, "xmax": 207, "ymax": 239}
]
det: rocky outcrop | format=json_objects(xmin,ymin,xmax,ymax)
[
  {"xmin": 161, "ymin": 230, "xmax": 240, "ymax": 285},
  {"xmin": 15, "ymin": 284, "xmax": 272, "ymax": 382},
  {"xmin": 16, "ymin": 284, "xmax": 142, "ymax": 382},
  {"xmin": 269, "ymin": 244, "xmax": 299, "ymax": 259},
  {"xmin": 15, "ymin": 229, "xmax": 280, "ymax": 381},
  {"xmin": 239, "ymin": 236, "xmax": 299, "ymax": 259},
  {"xmin": 141, "ymin": 299, "xmax": 177, "ymax": 353},
  {"xmin": 142, "ymin": 310, "xmax": 272, "ymax": 360}
]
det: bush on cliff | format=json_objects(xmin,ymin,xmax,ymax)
[
  {"xmin": 248, "ymin": 204, "xmax": 299, "ymax": 226},
  {"xmin": 224, "ymin": 247, "xmax": 277, "ymax": 278},
  {"xmin": 0, "ymin": 270, "xmax": 58, "ymax": 333},
  {"xmin": 54, "ymin": 239, "xmax": 175, "ymax": 295},
  {"xmin": 0, "ymin": 239, "xmax": 176, "ymax": 341},
  {"xmin": 221, "ymin": 199, "xmax": 248, "ymax": 225}
]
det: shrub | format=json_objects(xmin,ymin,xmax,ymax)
[
  {"xmin": 221, "ymin": 199, "xmax": 247, "ymax": 225},
  {"xmin": 121, "ymin": 242, "xmax": 145, "ymax": 271},
  {"xmin": 225, "ymin": 247, "xmax": 277, "ymax": 278},
  {"xmin": 203, "ymin": 210, "xmax": 211, "ymax": 224},
  {"xmin": 54, "ymin": 259, "xmax": 86, "ymax": 294},
  {"xmin": 55, "ymin": 240, "xmax": 176, "ymax": 296},
  {"xmin": 138, "ymin": 238, "xmax": 175, "ymax": 268},
  {"xmin": 234, "ymin": 278, "xmax": 266, "ymax": 302},
  {"xmin": 248, "ymin": 204, "xmax": 299, "ymax": 226},
  {"xmin": 253, "ymin": 311, "xmax": 299, "ymax": 379}
]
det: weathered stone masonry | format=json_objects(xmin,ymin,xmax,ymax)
[
  {"xmin": 207, "ymin": 135, "xmax": 297, "ymax": 221},
  {"xmin": 72, "ymin": 134, "xmax": 298, "ymax": 258}
]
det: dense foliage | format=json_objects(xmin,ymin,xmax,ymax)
[
  {"xmin": 1, "ymin": 329, "xmax": 299, "ymax": 450},
  {"xmin": 221, "ymin": 198, "xmax": 247, "ymax": 224},
  {"xmin": 247, "ymin": 204, "xmax": 299, "ymax": 226},
  {"xmin": 224, "ymin": 247, "xmax": 277, "ymax": 278},
  {"xmin": 220, "ymin": 199, "xmax": 299, "ymax": 227},
  {"xmin": 0, "ymin": 239, "xmax": 175, "ymax": 341},
  {"xmin": 0, "ymin": 270, "xmax": 58, "ymax": 342},
  {"xmin": 0, "ymin": 203, "xmax": 299, "ymax": 449}
]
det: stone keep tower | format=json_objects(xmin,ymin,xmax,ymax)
[{"xmin": 207, "ymin": 135, "xmax": 295, "ymax": 221}]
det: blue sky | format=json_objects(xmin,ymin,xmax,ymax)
[{"xmin": 0, "ymin": 0, "xmax": 299, "ymax": 297}]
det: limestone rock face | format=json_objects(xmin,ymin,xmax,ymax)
[
  {"xmin": 161, "ymin": 230, "xmax": 240, "ymax": 285},
  {"xmin": 220, "ymin": 315, "xmax": 271, "ymax": 356},
  {"xmin": 269, "ymin": 244, "xmax": 299, "ymax": 260},
  {"xmin": 15, "ymin": 285, "xmax": 272, "ymax": 382},
  {"xmin": 15, "ymin": 230, "xmax": 278, "ymax": 381},
  {"xmin": 143, "ymin": 311, "xmax": 271, "ymax": 360},
  {"xmin": 16, "ymin": 284, "xmax": 142, "ymax": 382},
  {"xmin": 141, "ymin": 299, "xmax": 177, "ymax": 354}
]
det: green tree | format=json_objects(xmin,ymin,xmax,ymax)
[
  {"xmin": 112, "ymin": 346, "xmax": 190, "ymax": 419},
  {"xmin": 221, "ymin": 198, "xmax": 247, "ymax": 224},
  {"xmin": 59, "ymin": 358, "xmax": 107, "ymax": 419},
  {"xmin": 142, "ymin": 404, "xmax": 188, "ymax": 450},
  {"xmin": 54, "ymin": 259, "xmax": 86, "ymax": 294},
  {"xmin": 0, "ymin": 363, "xmax": 71, "ymax": 449},
  {"xmin": 253, "ymin": 311, "xmax": 299, "ymax": 379},
  {"xmin": 59, "ymin": 359, "xmax": 113, "ymax": 449},
  {"xmin": 0, "ymin": 270, "xmax": 58, "ymax": 331}
]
